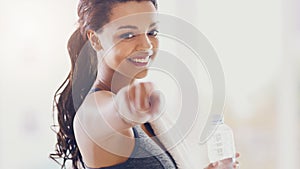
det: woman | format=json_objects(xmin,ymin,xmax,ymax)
[{"xmin": 50, "ymin": 0, "xmax": 239, "ymax": 168}]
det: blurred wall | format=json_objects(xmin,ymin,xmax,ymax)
[{"xmin": 0, "ymin": 0, "xmax": 78, "ymax": 168}]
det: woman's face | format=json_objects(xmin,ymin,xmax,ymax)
[{"xmin": 97, "ymin": 1, "xmax": 159, "ymax": 79}]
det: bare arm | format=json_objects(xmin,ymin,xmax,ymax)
[{"xmin": 74, "ymin": 82, "xmax": 163, "ymax": 143}]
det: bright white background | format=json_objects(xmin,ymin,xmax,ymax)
[{"xmin": 0, "ymin": 0, "xmax": 299, "ymax": 169}]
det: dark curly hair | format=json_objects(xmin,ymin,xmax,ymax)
[{"xmin": 49, "ymin": 0, "xmax": 158, "ymax": 169}]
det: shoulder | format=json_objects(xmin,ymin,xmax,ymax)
[
  {"xmin": 82, "ymin": 90, "xmax": 115, "ymax": 108},
  {"xmin": 88, "ymin": 90, "xmax": 115, "ymax": 98}
]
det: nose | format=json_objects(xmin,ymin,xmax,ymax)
[{"xmin": 136, "ymin": 33, "xmax": 153, "ymax": 51}]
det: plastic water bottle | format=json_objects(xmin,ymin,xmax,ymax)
[{"xmin": 207, "ymin": 115, "xmax": 236, "ymax": 164}]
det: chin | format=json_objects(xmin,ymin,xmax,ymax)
[{"xmin": 134, "ymin": 69, "xmax": 148, "ymax": 79}]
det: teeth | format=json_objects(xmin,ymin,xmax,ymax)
[{"xmin": 130, "ymin": 56, "xmax": 150, "ymax": 63}]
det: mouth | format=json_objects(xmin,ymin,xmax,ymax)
[{"xmin": 127, "ymin": 55, "xmax": 152, "ymax": 67}]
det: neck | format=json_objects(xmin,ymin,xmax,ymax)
[{"xmin": 93, "ymin": 61, "xmax": 134, "ymax": 94}]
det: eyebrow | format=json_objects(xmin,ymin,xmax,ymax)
[
  {"xmin": 117, "ymin": 21, "xmax": 159, "ymax": 30},
  {"xmin": 149, "ymin": 21, "xmax": 159, "ymax": 28},
  {"xmin": 117, "ymin": 25, "xmax": 138, "ymax": 30}
]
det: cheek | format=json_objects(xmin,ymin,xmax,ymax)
[
  {"xmin": 151, "ymin": 38, "xmax": 159, "ymax": 53},
  {"xmin": 103, "ymin": 44, "xmax": 132, "ymax": 69},
  {"xmin": 152, "ymin": 38, "xmax": 159, "ymax": 47},
  {"xmin": 150, "ymin": 39, "xmax": 159, "ymax": 59}
]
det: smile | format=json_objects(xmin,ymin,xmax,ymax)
[{"xmin": 128, "ymin": 56, "xmax": 151, "ymax": 67}]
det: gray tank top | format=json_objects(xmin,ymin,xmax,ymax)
[{"xmin": 86, "ymin": 125, "xmax": 177, "ymax": 169}]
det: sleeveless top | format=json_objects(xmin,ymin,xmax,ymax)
[
  {"xmin": 86, "ymin": 125, "xmax": 177, "ymax": 169},
  {"xmin": 86, "ymin": 88, "xmax": 178, "ymax": 169}
]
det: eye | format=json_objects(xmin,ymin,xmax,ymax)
[
  {"xmin": 148, "ymin": 29, "xmax": 159, "ymax": 37},
  {"xmin": 119, "ymin": 32, "xmax": 135, "ymax": 39}
]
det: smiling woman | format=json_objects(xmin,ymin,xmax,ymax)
[
  {"xmin": 93, "ymin": 6, "xmax": 159, "ymax": 80},
  {"xmin": 49, "ymin": 0, "xmax": 239, "ymax": 169}
]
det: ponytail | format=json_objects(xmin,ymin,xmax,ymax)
[{"xmin": 50, "ymin": 28, "xmax": 97, "ymax": 169}]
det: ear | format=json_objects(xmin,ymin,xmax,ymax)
[{"xmin": 87, "ymin": 30, "xmax": 103, "ymax": 51}]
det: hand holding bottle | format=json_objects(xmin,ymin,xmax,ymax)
[
  {"xmin": 205, "ymin": 153, "xmax": 240, "ymax": 169},
  {"xmin": 205, "ymin": 114, "xmax": 240, "ymax": 169}
]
